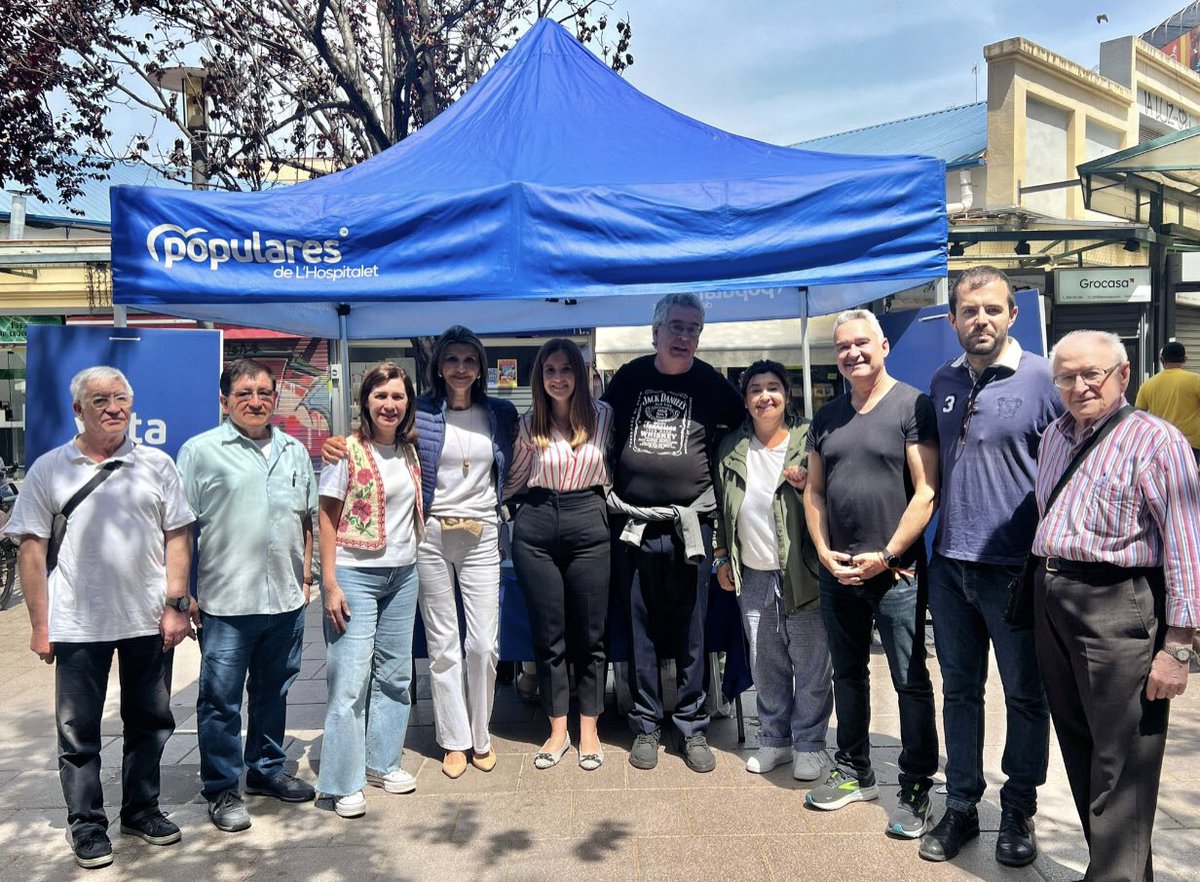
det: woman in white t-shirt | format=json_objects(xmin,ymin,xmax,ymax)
[
  {"xmin": 712, "ymin": 360, "xmax": 833, "ymax": 782},
  {"xmin": 316, "ymin": 362, "xmax": 424, "ymax": 819}
]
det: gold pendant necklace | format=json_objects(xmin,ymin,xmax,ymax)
[{"xmin": 451, "ymin": 407, "xmax": 474, "ymax": 476}]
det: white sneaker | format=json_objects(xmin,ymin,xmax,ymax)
[
  {"xmin": 745, "ymin": 745, "xmax": 792, "ymax": 773},
  {"xmin": 366, "ymin": 769, "xmax": 416, "ymax": 794},
  {"xmin": 792, "ymin": 750, "xmax": 827, "ymax": 781},
  {"xmin": 334, "ymin": 791, "xmax": 366, "ymax": 818}
]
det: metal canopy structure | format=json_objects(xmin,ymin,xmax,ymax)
[{"xmin": 1078, "ymin": 125, "xmax": 1200, "ymax": 247}]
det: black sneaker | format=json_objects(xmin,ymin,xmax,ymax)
[
  {"xmin": 120, "ymin": 810, "xmax": 182, "ymax": 846},
  {"xmin": 629, "ymin": 729, "xmax": 661, "ymax": 770},
  {"xmin": 207, "ymin": 789, "xmax": 252, "ymax": 833},
  {"xmin": 245, "ymin": 771, "xmax": 316, "ymax": 803},
  {"xmin": 919, "ymin": 807, "xmax": 980, "ymax": 861},
  {"xmin": 682, "ymin": 734, "xmax": 716, "ymax": 773},
  {"xmin": 996, "ymin": 808, "xmax": 1037, "ymax": 867},
  {"xmin": 70, "ymin": 828, "xmax": 114, "ymax": 869}
]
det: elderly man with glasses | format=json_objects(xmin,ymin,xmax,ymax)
[
  {"xmin": 602, "ymin": 292, "xmax": 746, "ymax": 773},
  {"xmin": 1033, "ymin": 329, "xmax": 1200, "ymax": 882},
  {"xmin": 920, "ymin": 267, "xmax": 1063, "ymax": 866},
  {"xmin": 176, "ymin": 358, "xmax": 318, "ymax": 833},
  {"xmin": 5, "ymin": 366, "xmax": 195, "ymax": 870}
]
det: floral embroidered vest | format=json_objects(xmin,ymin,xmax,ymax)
[{"xmin": 335, "ymin": 436, "xmax": 424, "ymax": 550}]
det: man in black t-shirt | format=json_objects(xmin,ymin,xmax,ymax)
[
  {"xmin": 603, "ymin": 292, "xmax": 745, "ymax": 773},
  {"xmin": 802, "ymin": 309, "xmax": 941, "ymax": 841}
]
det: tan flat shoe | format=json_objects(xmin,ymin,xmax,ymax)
[
  {"xmin": 442, "ymin": 751, "xmax": 468, "ymax": 779},
  {"xmin": 471, "ymin": 749, "xmax": 497, "ymax": 772}
]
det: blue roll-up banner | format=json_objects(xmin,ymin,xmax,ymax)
[{"xmin": 24, "ymin": 326, "xmax": 223, "ymax": 466}]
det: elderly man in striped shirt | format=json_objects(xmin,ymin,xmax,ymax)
[{"xmin": 1033, "ymin": 329, "xmax": 1200, "ymax": 882}]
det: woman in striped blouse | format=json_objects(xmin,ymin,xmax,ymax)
[{"xmin": 505, "ymin": 338, "xmax": 614, "ymax": 771}]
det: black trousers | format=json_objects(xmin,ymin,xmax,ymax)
[
  {"xmin": 1034, "ymin": 564, "xmax": 1169, "ymax": 882},
  {"xmin": 511, "ymin": 488, "xmax": 611, "ymax": 717},
  {"xmin": 55, "ymin": 635, "xmax": 175, "ymax": 839},
  {"xmin": 612, "ymin": 519, "xmax": 711, "ymax": 738}
]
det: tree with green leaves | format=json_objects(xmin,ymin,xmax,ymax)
[{"xmin": 1, "ymin": 0, "xmax": 633, "ymax": 204}]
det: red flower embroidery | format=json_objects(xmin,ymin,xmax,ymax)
[
  {"xmin": 338, "ymin": 518, "xmax": 350, "ymax": 532},
  {"xmin": 351, "ymin": 499, "xmax": 371, "ymax": 521},
  {"xmin": 356, "ymin": 467, "xmax": 372, "ymax": 486}
]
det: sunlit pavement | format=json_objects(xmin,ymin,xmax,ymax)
[{"xmin": 1, "ymin": 594, "xmax": 1198, "ymax": 881}]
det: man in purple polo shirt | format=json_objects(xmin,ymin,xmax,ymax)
[
  {"xmin": 1034, "ymin": 329, "xmax": 1200, "ymax": 882},
  {"xmin": 921, "ymin": 266, "xmax": 1062, "ymax": 866}
]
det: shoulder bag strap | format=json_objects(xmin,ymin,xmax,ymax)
[
  {"xmin": 1043, "ymin": 404, "xmax": 1132, "ymax": 516},
  {"xmin": 60, "ymin": 459, "xmax": 125, "ymax": 519}
]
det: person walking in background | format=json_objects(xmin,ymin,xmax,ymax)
[
  {"xmin": 920, "ymin": 267, "xmax": 1061, "ymax": 866},
  {"xmin": 177, "ymin": 359, "xmax": 318, "ymax": 834},
  {"xmin": 602, "ymin": 292, "xmax": 746, "ymax": 773},
  {"xmin": 505, "ymin": 338, "xmax": 614, "ymax": 771},
  {"xmin": 7, "ymin": 366, "xmax": 194, "ymax": 869},
  {"xmin": 316, "ymin": 362, "xmax": 424, "ymax": 817},
  {"xmin": 1034, "ymin": 330, "xmax": 1200, "ymax": 882},
  {"xmin": 803, "ymin": 309, "xmax": 940, "ymax": 840},
  {"xmin": 713, "ymin": 360, "xmax": 832, "ymax": 782},
  {"xmin": 323, "ymin": 326, "xmax": 516, "ymax": 780},
  {"xmin": 1135, "ymin": 341, "xmax": 1200, "ymax": 466}
]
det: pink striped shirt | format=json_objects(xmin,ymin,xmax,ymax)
[
  {"xmin": 1033, "ymin": 405, "xmax": 1200, "ymax": 627},
  {"xmin": 504, "ymin": 400, "xmax": 613, "ymax": 497}
]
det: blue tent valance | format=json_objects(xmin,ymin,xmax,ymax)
[{"xmin": 110, "ymin": 19, "xmax": 946, "ymax": 338}]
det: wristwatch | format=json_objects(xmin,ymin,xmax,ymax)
[
  {"xmin": 165, "ymin": 594, "xmax": 192, "ymax": 612},
  {"xmin": 1162, "ymin": 644, "xmax": 1196, "ymax": 664},
  {"xmin": 882, "ymin": 551, "xmax": 902, "ymax": 569}
]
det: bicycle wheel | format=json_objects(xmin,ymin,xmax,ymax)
[{"xmin": 0, "ymin": 554, "xmax": 17, "ymax": 610}]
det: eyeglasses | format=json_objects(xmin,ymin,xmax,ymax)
[
  {"xmin": 664, "ymin": 321, "xmax": 703, "ymax": 339},
  {"xmin": 87, "ymin": 393, "xmax": 132, "ymax": 410},
  {"xmin": 231, "ymin": 389, "xmax": 275, "ymax": 402},
  {"xmin": 1052, "ymin": 363, "xmax": 1122, "ymax": 391}
]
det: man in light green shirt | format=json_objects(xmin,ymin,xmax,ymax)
[{"xmin": 176, "ymin": 359, "xmax": 318, "ymax": 833}]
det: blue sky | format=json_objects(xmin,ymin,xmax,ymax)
[{"xmin": 622, "ymin": 0, "xmax": 1193, "ymax": 145}]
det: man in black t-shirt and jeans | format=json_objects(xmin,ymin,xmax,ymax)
[
  {"xmin": 803, "ymin": 309, "xmax": 941, "ymax": 840},
  {"xmin": 603, "ymin": 292, "xmax": 745, "ymax": 773}
]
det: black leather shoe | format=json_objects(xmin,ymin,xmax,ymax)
[
  {"xmin": 996, "ymin": 808, "xmax": 1038, "ymax": 867},
  {"xmin": 245, "ymin": 771, "xmax": 316, "ymax": 803},
  {"xmin": 918, "ymin": 807, "xmax": 980, "ymax": 862}
]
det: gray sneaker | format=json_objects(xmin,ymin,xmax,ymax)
[
  {"xmin": 629, "ymin": 729, "xmax": 661, "ymax": 770},
  {"xmin": 207, "ymin": 789, "xmax": 251, "ymax": 833},
  {"xmin": 888, "ymin": 783, "xmax": 932, "ymax": 838},
  {"xmin": 682, "ymin": 734, "xmax": 716, "ymax": 773},
  {"xmin": 804, "ymin": 767, "xmax": 880, "ymax": 811}
]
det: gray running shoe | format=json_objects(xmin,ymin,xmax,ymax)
[
  {"xmin": 888, "ymin": 783, "xmax": 932, "ymax": 838},
  {"xmin": 804, "ymin": 767, "xmax": 880, "ymax": 811}
]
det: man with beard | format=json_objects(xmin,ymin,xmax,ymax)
[{"xmin": 920, "ymin": 266, "xmax": 1063, "ymax": 866}]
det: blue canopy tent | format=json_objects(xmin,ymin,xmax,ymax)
[{"xmin": 110, "ymin": 18, "xmax": 947, "ymax": 426}]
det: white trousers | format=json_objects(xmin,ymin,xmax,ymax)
[{"xmin": 417, "ymin": 518, "xmax": 500, "ymax": 753}]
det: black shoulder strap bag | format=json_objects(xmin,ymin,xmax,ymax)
[
  {"xmin": 47, "ymin": 460, "xmax": 125, "ymax": 573},
  {"xmin": 1004, "ymin": 404, "xmax": 1133, "ymax": 627}
]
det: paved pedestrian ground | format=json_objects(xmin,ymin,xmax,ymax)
[{"xmin": 1, "ymin": 596, "xmax": 1197, "ymax": 881}]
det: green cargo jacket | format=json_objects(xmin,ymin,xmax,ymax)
[{"xmin": 712, "ymin": 418, "xmax": 821, "ymax": 614}]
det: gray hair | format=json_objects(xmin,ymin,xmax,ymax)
[
  {"xmin": 833, "ymin": 308, "xmax": 885, "ymax": 342},
  {"xmin": 70, "ymin": 366, "xmax": 133, "ymax": 405},
  {"xmin": 652, "ymin": 292, "xmax": 705, "ymax": 326},
  {"xmin": 1048, "ymin": 330, "xmax": 1128, "ymax": 372}
]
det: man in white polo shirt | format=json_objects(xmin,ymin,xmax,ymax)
[{"xmin": 7, "ymin": 366, "xmax": 194, "ymax": 871}]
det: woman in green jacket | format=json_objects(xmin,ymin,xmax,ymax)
[{"xmin": 713, "ymin": 360, "xmax": 833, "ymax": 781}]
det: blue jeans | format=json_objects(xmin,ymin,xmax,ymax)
[
  {"xmin": 820, "ymin": 568, "xmax": 938, "ymax": 791},
  {"xmin": 737, "ymin": 569, "xmax": 832, "ymax": 751},
  {"xmin": 318, "ymin": 564, "xmax": 419, "ymax": 797},
  {"xmin": 197, "ymin": 607, "xmax": 305, "ymax": 798},
  {"xmin": 928, "ymin": 553, "xmax": 1049, "ymax": 817}
]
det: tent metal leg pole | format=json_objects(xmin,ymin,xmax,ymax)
[
  {"xmin": 335, "ymin": 306, "xmax": 352, "ymax": 437},
  {"xmin": 801, "ymin": 294, "xmax": 813, "ymax": 421},
  {"xmin": 113, "ymin": 305, "xmax": 128, "ymax": 329}
]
